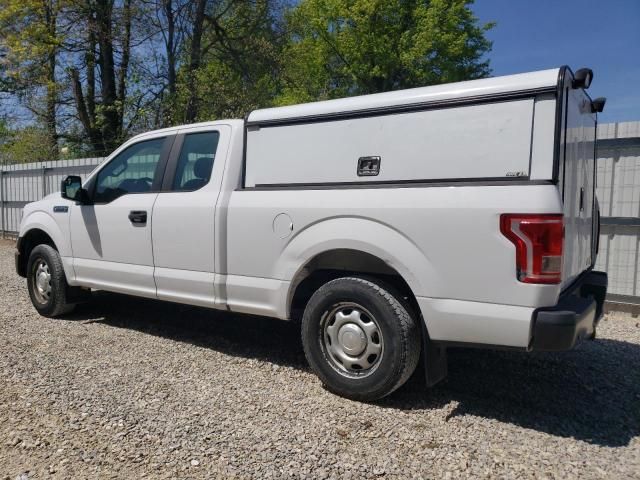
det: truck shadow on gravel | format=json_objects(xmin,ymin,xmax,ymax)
[{"xmin": 69, "ymin": 292, "xmax": 639, "ymax": 448}]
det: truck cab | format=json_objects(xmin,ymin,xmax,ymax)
[{"xmin": 16, "ymin": 66, "xmax": 607, "ymax": 401}]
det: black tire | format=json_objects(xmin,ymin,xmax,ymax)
[
  {"xmin": 26, "ymin": 244, "xmax": 76, "ymax": 318},
  {"xmin": 301, "ymin": 277, "xmax": 421, "ymax": 401}
]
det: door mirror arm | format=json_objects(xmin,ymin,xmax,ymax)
[{"xmin": 76, "ymin": 187, "xmax": 92, "ymax": 205}]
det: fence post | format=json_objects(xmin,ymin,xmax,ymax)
[
  {"xmin": 0, "ymin": 168, "xmax": 4, "ymax": 239},
  {"xmin": 42, "ymin": 165, "xmax": 48, "ymax": 198}
]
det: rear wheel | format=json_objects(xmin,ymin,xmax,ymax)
[
  {"xmin": 301, "ymin": 277, "xmax": 421, "ymax": 401},
  {"xmin": 27, "ymin": 244, "xmax": 76, "ymax": 317}
]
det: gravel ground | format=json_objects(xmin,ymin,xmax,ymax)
[{"xmin": 0, "ymin": 240, "xmax": 639, "ymax": 479}]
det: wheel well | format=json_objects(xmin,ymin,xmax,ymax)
[
  {"xmin": 17, "ymin": 229, "xmax": 57, "ymax": 277},
  {"xmin": 288, "ymin": 249, "xmax": 419, "ymax": 319}
]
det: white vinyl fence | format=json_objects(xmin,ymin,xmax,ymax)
[
  {"xmin": 1, "ymin": 121, "xmax": 639, "ymax": 302},
  {"xmin": 594, "ymin": 121, "xmax": 640, "ymax": 304},
  {"xmin": 0, "ymin": 157, "xmax": 104, "ymax": 236}
]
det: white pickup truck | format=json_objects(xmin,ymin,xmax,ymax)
[{"xmin": 16, "ymin": 66, "xmax": 608, "ymax": 400}]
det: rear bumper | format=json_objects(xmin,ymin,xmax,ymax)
[{"xmin": 530, "ymin": 270, "xmax": 607, "ymax": 351}]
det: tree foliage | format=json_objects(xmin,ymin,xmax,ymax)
[
  {"xmin": 0, "ymin": 122, "xmax": 59, "ymax": 165},
  {"xmin": 173, "ymin": 0, "xmax": 285, "ymax": 121},
  {"xmin": 0, "ymin": 0, "xmax": 66, "ymax": 151},
  {"xmin": 0, "ymin": 0, "xmax": 493, "ymax": 161},
  {"xmin": 278, "ymin": 0, "xmax": 493, "ymax": 104}
]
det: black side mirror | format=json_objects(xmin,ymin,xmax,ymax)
[
  {"xmin": 591, "ymin": 97, "xmax": 606, "ymax": 113},
  {"xmin": 61, "ymin": 175, "xmax": 88, "ymax": 203},
  {"xmin": 572, "ymin": 68, "xmax": 593, "ymax": 89}
]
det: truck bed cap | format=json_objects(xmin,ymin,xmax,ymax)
[{"xmin": 247, "ymin": 68, "xmax": 560, "ymax": 126}]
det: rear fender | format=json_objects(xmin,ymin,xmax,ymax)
[{"xmin": 277, "ymin": 217, "xmax": 435, "ymax": 314}]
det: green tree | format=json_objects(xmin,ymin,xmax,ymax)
[
  {"xmin": 0, "ymin": 124, "xmax": 59, "ymax": 164},
  {"xmin": 278, "ymin": 0, "xmax": 493, "ymax": 104},
  {"xmin": 1, "ymin": 0, "xmax": 495, "ymax": 156},
  {"xmin": 0, "ymin": 0, "xmax": 65, "ymax": 152},
  {"xmin": 173, "ymin": 0, "xmax": 285, "ymax": 122},
  {"xmin": 68, "ymin": 0, "xmax": 137, "ymax": 155}
]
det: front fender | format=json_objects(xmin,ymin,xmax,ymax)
[
  {"xmin": 19, "ymin": 210, "xmax": 71, "ymax": 258},
  {"xmin": 277, "ymin": 216, "xmax": 435, "ymax": 301}
]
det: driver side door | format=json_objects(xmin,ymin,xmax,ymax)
[{"xmin": 69, "ymin": 135, "xmax": 174, "ymax": 297}]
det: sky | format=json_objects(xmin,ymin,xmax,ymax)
[
  {"xmin": 471, "ymin": 0, "xmax": 640, "ymax": 124},
  {"xmin": 2, "ymin": 1, "xmax": 638, "ymax": 127}
]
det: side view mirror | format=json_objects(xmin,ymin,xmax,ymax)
[
  {"xmin": 591, "ymin": 97, "xmax": 606, "ymax": 113},
  {"xmin": 61, "ymin": 175, "xmax": 88, "ymax": 203},
  {"xmin": 572, "ymin": 67, "xmax": 593, "ymax": 90}
]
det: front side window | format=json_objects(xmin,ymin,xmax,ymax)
[
  {"xmin": 94, "ymin": 138, "xmax": 165, "ymax": 203},
  {"xmin": 172, "ymin": 131, "xmax": 220, "ymax": 191}
]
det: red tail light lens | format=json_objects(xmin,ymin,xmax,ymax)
[{"xmin": 500, "ymin": 214, "xmax": 564, "ymax": 284}]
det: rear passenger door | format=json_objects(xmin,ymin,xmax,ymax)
[{"xmin": 151, "ymin": 125, "xmax": 229, "ymax": 307}]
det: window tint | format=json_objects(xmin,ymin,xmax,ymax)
[
  {"xmin": 172, "ymin": 131, "xmax": 220, "ymax": 191},
  {"xmin": 95, "ymin": 138, "xmax": 165, "ymax": 203}
]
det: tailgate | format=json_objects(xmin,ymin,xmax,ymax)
[{"xmin": 560, "ymin": 87, "xmax": 597, "ymax": 288}]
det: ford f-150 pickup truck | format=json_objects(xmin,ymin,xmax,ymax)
[{"xmin": 15, "ymin": 66, "xmax": 608, "ymax": 400}]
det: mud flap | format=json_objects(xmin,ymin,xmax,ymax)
[{"xmin": 420, "ymin": 317, "xmax": 448, "ymax": 387}]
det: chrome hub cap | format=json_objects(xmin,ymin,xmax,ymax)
[
  {"xmin": 32, "ymin": 260, "xmax": 52, "ymax": 304},
  {"xmin": 322, "ymin": 304, "xmax": 383, "ymax": 377}
]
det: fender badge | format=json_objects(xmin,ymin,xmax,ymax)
[{"xmin": 53, "ymin": 206, "xmax": 69, "ymax": 213}]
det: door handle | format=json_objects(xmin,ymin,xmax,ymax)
[
  {"xmin": 128, "ymin": 210, "xmax": 147, "ymax": 224},
  {"xmin": 579, "ymin": 187, "xmax": 584, "ymax": 212}
]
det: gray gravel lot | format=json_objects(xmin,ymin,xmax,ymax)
[{"xmin": 0, "ymin": 240, "xmax": 639, "ymax": 479}]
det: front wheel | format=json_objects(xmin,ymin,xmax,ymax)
[
  {"xmin": 301, "ymin": 277, "xmax": 421, "ymax": 401},
  {"xmin": 27, "ymin": 244, "xmax": 76, "ymax": 318}
]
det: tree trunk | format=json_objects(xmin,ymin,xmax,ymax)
[
  {"xmin": 118, "ymin": 0, "xmax": 132, "ymax": 136},
  {"xmin": 86, "ymin": 18, "xmax": 96, "ymax": 123},
  {"xmin": 184, "ymin": 0, "xmax": 206, "ymax": 123},
  {"xmin": 43, "ymin": 1, "xmax": 57, "ymax": 154},
  {"xmin": 95, "ymin": 0, "xmax": 119, "ymax": 154},
  {"xmin": 44, "ymin": 53, "xmax": 57, "ymax": 153},
  {"xmin": 70, "ymin": 68, "xmax": 104, "ymax": 153},
  {"xmin": 162, "ymin": 0, "xmax": 177, "ymax": 126},
  {"xmin": 164, "ymin": 0, "xmax": 177, "ymax": 97}
]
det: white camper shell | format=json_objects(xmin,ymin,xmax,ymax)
[
  {"xmin": 246, "ymin": 69, "xmax": 557, "ymax": 186},
  {"xmin": 16, "ymin": 66, "xmax": 608, "ymax": 401}
]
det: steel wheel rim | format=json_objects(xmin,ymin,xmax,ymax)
[
  {"xmin": 32, "ymin": 258, "xmax": 52, "ymax": 305},
  {"xmin": 320, "ymin": 302, "xmax": 384, "ymax": 378}
]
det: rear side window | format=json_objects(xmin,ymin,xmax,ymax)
[{"xmin": 172, "ymin": 131, "xmax": 220, "ymax": 191}]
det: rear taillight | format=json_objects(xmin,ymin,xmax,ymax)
[{"xmin": 500, "ymin": 214, "xmax": 564, "ymax": 284}]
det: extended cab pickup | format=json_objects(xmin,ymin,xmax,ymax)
[{"xmin": 15, "ymin": 66, "xmax": 608, "ymax": 400}]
